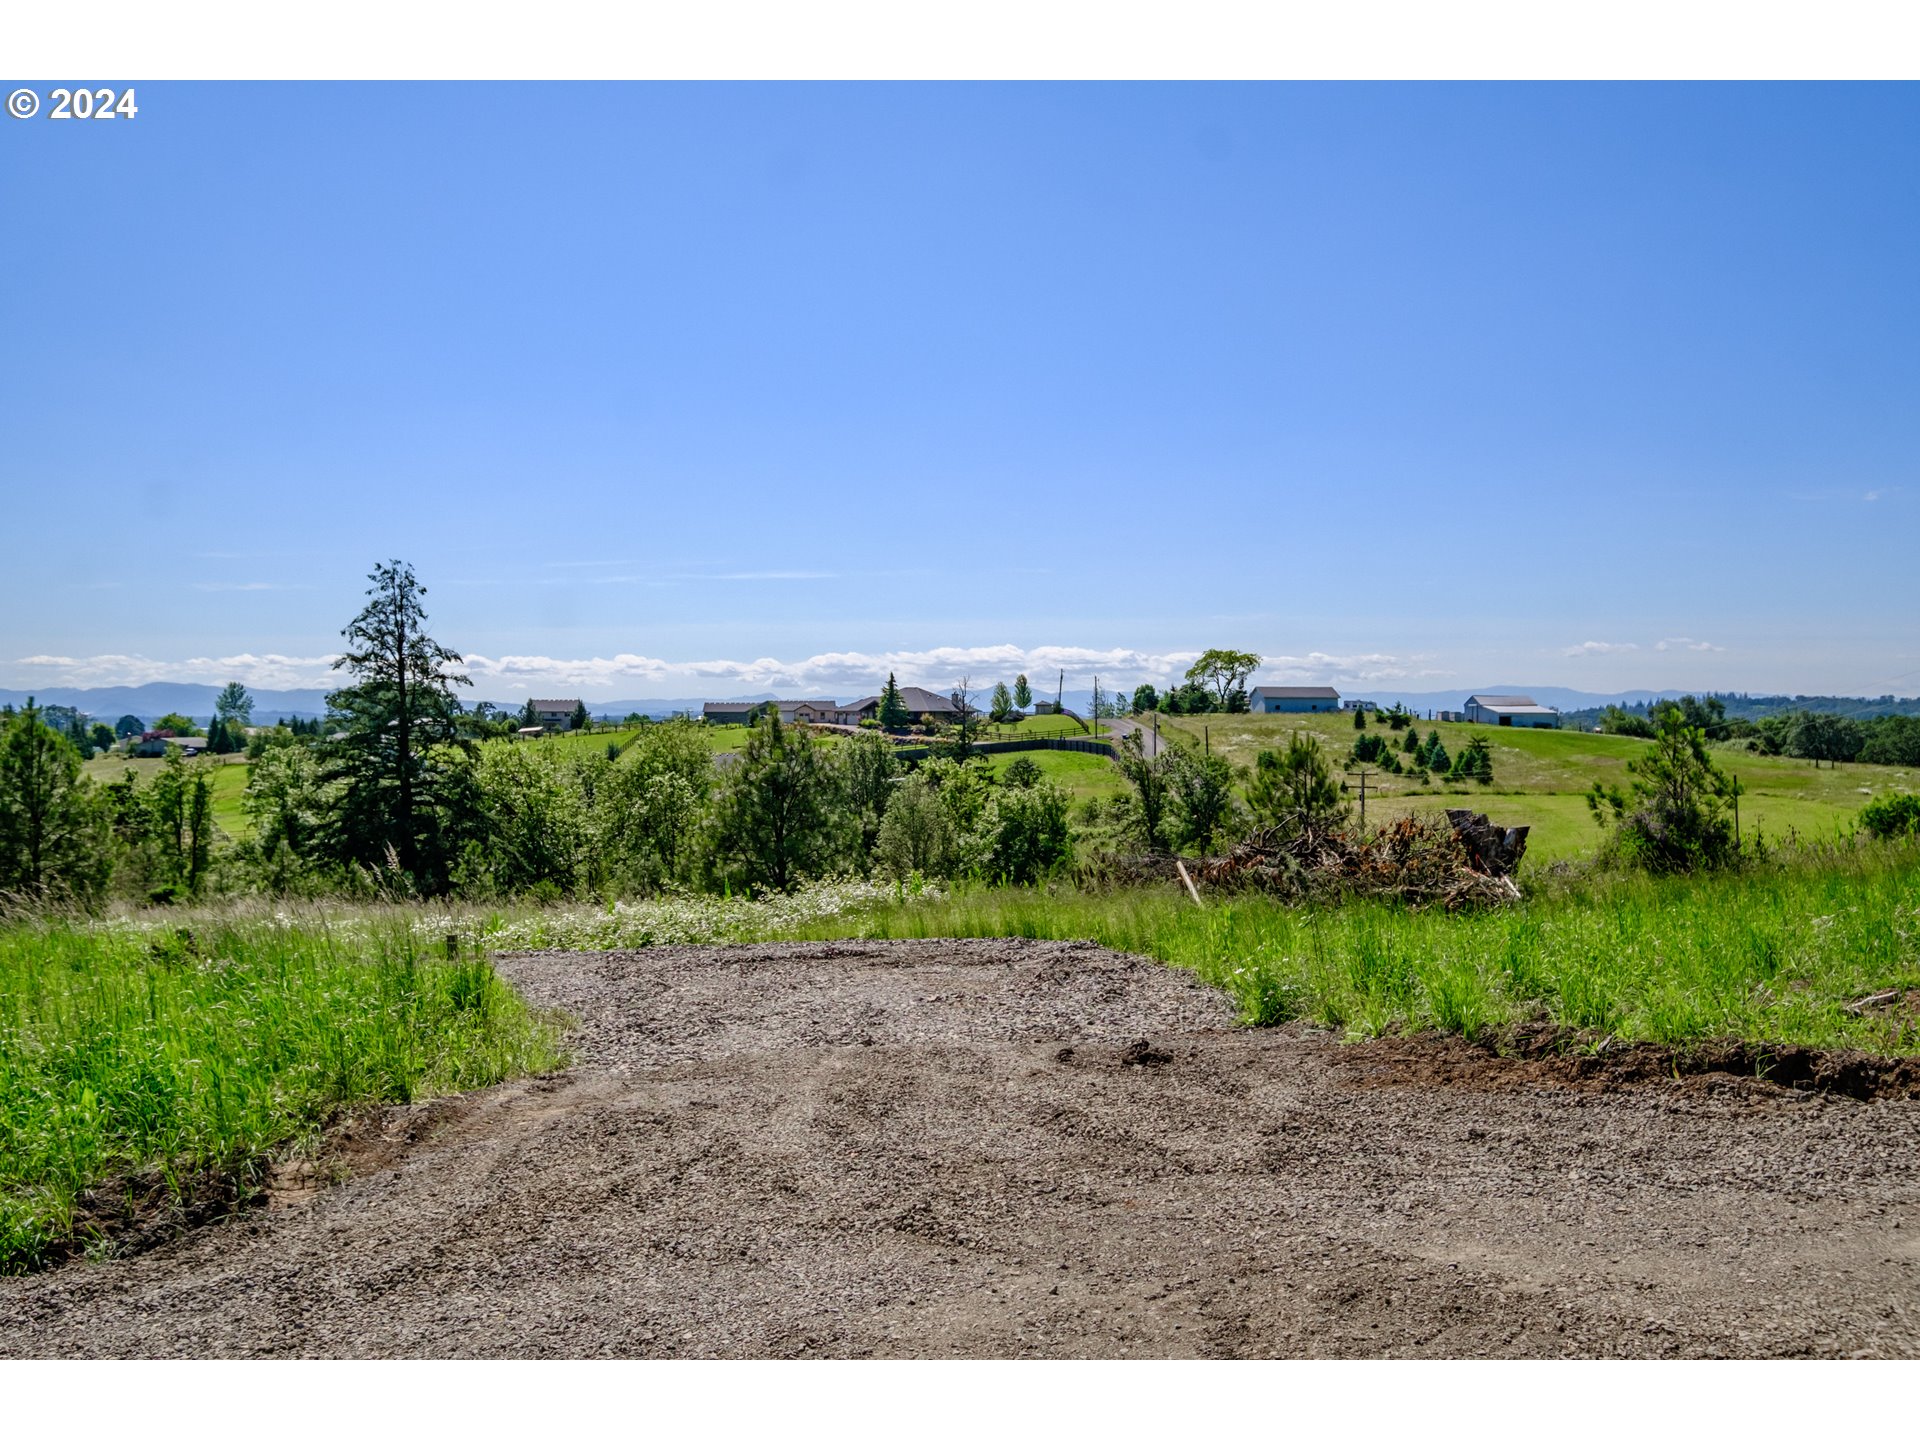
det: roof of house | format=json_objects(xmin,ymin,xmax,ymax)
[
  {"xmin": 1467, "ymin": 693, "xmax": 1559, "ymax": 713},
  {"xmin": 529, "ymin": 699, "xmax": 580, "ymax": 711},
  {"xmin": 1248, "ymin": 685, "xmax": 1342, "ymax": 700},
  {"xmin": 702, "ymin": 702, "xmax": 761, "ymax": 715},
  {"xmin": 852, "ymin": 685, "xmax": 959, "ymax": 714},
  {"xmin": 777, "ymin": 698, "xmax": 840, "ymax": 711}
]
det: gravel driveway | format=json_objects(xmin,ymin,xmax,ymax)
[{"xmin": 4, "ymin": 938, "xmax": 1918, "ymax": 1358}]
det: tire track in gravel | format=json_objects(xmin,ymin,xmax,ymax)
[{"xmin": 4, "ymin": 937, "xmax": 1918, "ymax": 1358}]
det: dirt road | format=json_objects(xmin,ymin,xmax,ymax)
[{"xmin": 5, "ymin": 939, "xmax": 1918, "ymax": 1357}]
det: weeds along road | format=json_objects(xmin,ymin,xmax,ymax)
[{"xmin": 5, "ymin": 938, "xmax": 1919, "ymax": 1358}]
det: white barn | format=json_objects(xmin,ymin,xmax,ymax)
[{"xmin": 1464, "ymin": 693, "xmax": 1559, "ymax": 728}]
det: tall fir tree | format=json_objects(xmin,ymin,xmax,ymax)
[{"xmin": 321, "ymin": 561, "xmax": 474, "ymax": 892}]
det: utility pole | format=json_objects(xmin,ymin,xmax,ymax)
[{"xmin": 1344, "ymin": 766, "xmax": 1381, "ymax": 831}]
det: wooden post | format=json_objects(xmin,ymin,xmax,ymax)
[{"xmin": 1175, "ymin": 859, "xmax": 1204, "ymax": 908}]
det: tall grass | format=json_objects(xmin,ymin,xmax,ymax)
[
  {"xmin": 764, "ymin": 843, "xmax": 1920, "ymax": 1055},
  {"xmin": 0, "ymin": 915, "xmax": 561, "ymax": 1273}
]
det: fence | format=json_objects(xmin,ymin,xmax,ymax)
[{"xmin": 888, "ymin": 735, "xmax": 1116, "ymax": 763}]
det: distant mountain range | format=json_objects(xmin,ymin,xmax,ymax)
[
  {"xmin": 0, "ymin": 683, "xmax": 754, "ymax": 725},
  {"xmin": 6, "ymin": 682, "xmax": 1913, "ymax": 727}
]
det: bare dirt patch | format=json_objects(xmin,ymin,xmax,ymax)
[
  {"xmin": 1331, "ymin": 1026, "xmax": 1920, "ymax": 1101},
  {"xmin": 4, "ymin": 938, "xmax": 1919, "ymax": 1358}
]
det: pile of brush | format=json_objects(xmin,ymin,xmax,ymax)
[{"xmin": 1134, "ymin": 809, "xmax": 1529, "ymax": 910}]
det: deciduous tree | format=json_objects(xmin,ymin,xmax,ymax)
[
  {"xmin": 708, "ymin": 711, "xmax": 842, "ymax": 892},
  {"xmin": 1185, "ymin": 649, "xmax": 1261, "ymax": 710},
  {"xmin": 215, "ymin": 681, "xmax": 254, "ymax": 728}
]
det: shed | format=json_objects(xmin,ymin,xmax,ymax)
[
  {"xmin": 1464, "ymin": 693, "xmax": 1559, "ymax": 728},
  {"xmin": 1248, "ymin": 685, "xmax": 1342, "ymax": 714}
]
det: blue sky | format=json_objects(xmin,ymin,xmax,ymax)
[{"xmin": 2, "ymin": 82, "xmax": 1914, "ymax": 699}]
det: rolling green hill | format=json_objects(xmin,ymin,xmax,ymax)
[{"xmin": 1160, "ymin": 711, "xmax": 1910, "ymax": 865}]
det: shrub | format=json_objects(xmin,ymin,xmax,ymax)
[
  {"xmin": 1247, "ymin": 733, "xmax": 1347, "ymax": 838},
  {"xmin": 1586, "ymin": 710, "xmax": 1736, "ymax": 873},
  {"xmin": 1001, "ymin": 756, "xmax": 1043, "ymax": 789},
  {"xmin": 1859, "ymin": 793, "xmax": 1920, "ymax": 840}
]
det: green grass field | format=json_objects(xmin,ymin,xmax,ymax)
[
  {"xmin": 82, "ymin": 754, "xmax": 253, "ymax": 840},
  {"xmin": 525, "ymin": 726, "xmax": 645, "ymax": 758},
  {"xmin": 979, "ymin": 713, "xmax": 1093, "ymax": 741},
  {"xmin": 1159, "ymin": 712, "xmax": 1907, "ymax": 865},
  {"xmin": 0, "ymin": 915, "xmax": 561, "ymax": 1272},
  {"xmin": 982, "ymin": 747, "xmax": 1127, "ymax": 802},
  {"xmin": 765, "ymin": 842, "xmax": 1920, "ymax": 1055}
]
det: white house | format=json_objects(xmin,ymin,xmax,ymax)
[
  {"xmin": 528, "ymin": 699, "xmax": 582, "ymax": 732},
  {"xmin": 1463, "ymin": 693, "xmax": 1559, "ymax": 728},
  {"xmin": 1248, "ymin": 685, "xmax": 1341, "ymax": 714}
]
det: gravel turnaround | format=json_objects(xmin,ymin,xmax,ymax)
[{"xmin": 5, "ymin": 938, "xmax": 1919, "ymax": 1358}]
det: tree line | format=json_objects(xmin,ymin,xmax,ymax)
[{"xmin": 1598, "ymin": 694, "xmax": 1920, "ymax": 768}]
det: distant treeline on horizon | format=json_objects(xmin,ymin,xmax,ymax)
[{"xmin": 1557, "ymin": 693, "xmax": 1920, "ymax": 728}]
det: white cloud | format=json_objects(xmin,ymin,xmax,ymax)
[
  {"xmin": 8, "ymin": 643, "xmax": 1427, "ymax": 697},
  {"xmin": 1563, "ymin": 640, "xmax": 1639, "ymax": 657},
  {"xmin": 1655, "ymin": 637, "xmax": 1723, "ymax": 653}
]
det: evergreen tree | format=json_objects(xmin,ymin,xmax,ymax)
[
  {"xmin": 990, "ymin": 681, "xmax": 1014, "ymax": 722},
  {"xmin": 320, "ymin": 560, "xmax": 475, "ymax": 893},
  {"xmin": 1402, "ymin": 726, "xmax": 1423, "ymax": 754},
  {"xmin": 0, "ymin": 699, "xmax": 110, "ymax": 905},
  {"xmin": 1587, "ymin": 708, "xmax": 1736, "ymax": 873},
  {"xmin": 115, "ymin": 714, "xmax": 144, "ymax": 739},
  {"xmin": 1013, "ymin": 674, "xmax": 1033, "ymax": 712},
  {"xmin": 878, "ymin": 672, "xmax": 910, "ymax": 730},
  {"xmin": 1247, "ymin": 733, "xmax": 1347, "ymax": 837},
  {"xmin": 570, "ymin": 699, "xmax": 591, "ymax": 732},
  {"xmin": 1353, "ymin": 706, "xmax": 1367, "ymax": 729},
  {"xmin": 709, "ymin": 711, "xmax": 842, "ymax": 891}
]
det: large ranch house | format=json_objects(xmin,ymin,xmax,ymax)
[
  {"xmin": 703, "ymin": 686, "xmax": 960, "ymax": 727},
  {"xmin": 1463, "ymin": 693, "xmax": 1560, "ymax": 728},
  {"xmin": 528, "ymin": 699, "xmax": 584, "ymax": 732},
  {"xmin": 1247, "ymin": 685, "xmax": 1341, "ymax": 714}
]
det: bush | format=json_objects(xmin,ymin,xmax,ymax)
[
  {"xmin": 976, "ymin": 780, "xmax": 1072, "ymax": 884},
  {"xmin": 1859, "ymin": 793, "xmax": 1920, "ymax": 840},
  {"xmin": 1247, "ymin": 733, "xmax": 1347, "ymax": 838},
  {"xmin": 1586, "ymin": 711, "xmax": 1736, "ymax": 874},
  {"xmin": 1001, "ymin": 756, "xmax": 1043, "ymax": 789}
]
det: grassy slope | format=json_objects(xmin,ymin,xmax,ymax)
[
  {"xmin": 82, "ymin": 755, "xmax": 253, "ymax": 839},
  {"xmin": 1160, "ymin": 712, "xmax": 1908, "ymax": 864},
  {"xmin": 764, "ymin": 844, "xmax": 1920, "ymax": 1055},
  {"xmin": 0, "ymin": 916, "xmax": 561, "ymax": 1272},
  {"xmin": 982, "ymin": 747, "xmax": 1127, "ymax": 803}
]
